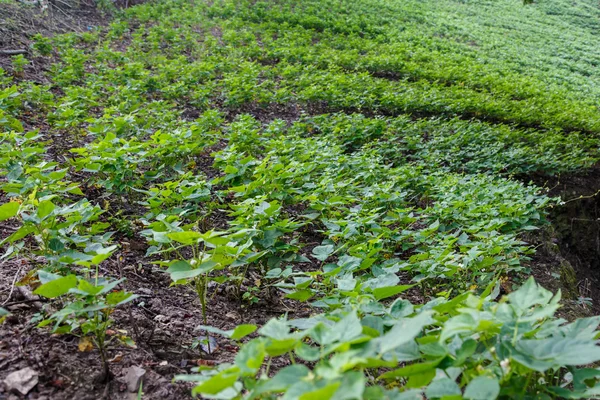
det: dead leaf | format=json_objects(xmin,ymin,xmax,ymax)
[
  {"xmin": 196, "ymin": 359, "xmax": 216, "ymax": 366},
  {"xmin": 78, "ymin": 336, "xmax": 94, "ymax": 352},
  {"xmin": 108, "ymin": 352, "xmax": 123, "ymax": 363}
]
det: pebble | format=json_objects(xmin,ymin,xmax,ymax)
[
  {"xmin": 4, "ymin": 367, "xmax": 39, "ymax": 395},
  {"xmin": 123, "ymin": 366, "xmax": 146, "ymax": 393}
]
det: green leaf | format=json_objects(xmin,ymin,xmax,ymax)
[
  {"xmin": 254, "ymin": 365, "xmax": 310, "ymax": 395},
  {"xmin": 298, "ymin": 382, "xmax": 340, "ymax": 400},
  {"xmin": 235, "ymin": 339, "xmax": 265, "ymax": 375},
  {"xmin": 34, "ymin": 274, "xmax": 77, "ymax": 298},
  {"xmin": 320, "ymin": 311, "xmax": 363, "ymax": 345},
  {"xmin": 507, "ymin": 276, "xmax": 552, "ymax": 312},
  {"xmin": 373, "ymin": 284, "xmax": 414, "ymax": 300},
  {"xmin": 37, "ymin": 200, "xmax": 55, "ymax": 219},
  {"xmin": 167, "ymin": 231, "xmax": 203, "ymax": 245},
  {"xmin": 406, "ymin": 368, "xmax": 435, "ymax": 388},
  {"xmin": 285, "ymin": 289, "xmax": 313, "ymax": 302},
  {"xmin": 389, "ymin": 299, "xmax": 414, "ymax": 318},
  {"xmin": 231, "ymin": 324, "xmax": 257, "ymax": 340},
  {"xmin": 464, "ymin": 376, "xmax": 500, "ymax": 400},
  {"xmin": 454, "ymin": 338, "xmax": 478, "ymax": 366},
  {"xmin": 0, "ymin": 202, "xmax": 19, "ymax": 222},
  {"xmin": 166, "ymin": 260, "xmax": 217, "ymax": 282},
  {"xmin": 78, "ymin": 279, "xmax": 103, "ymax": 295},
  {"xmin": 333, "ymin": 372, "xmax": 366, "ymax": 399},
  {"xmin": 48, "ymin": 238, "xmax": 65, "ymax": 252},
  {"xmin": 514, "ymin": 337, "xmax": 600, "ymax": 370},
  {"xmin": 312, "ymin": 245, "xmax": 334, "ymax": 261},
  {"xmin": 377, "ymin": 311, "xmax": 432, "ymax": 354},
  {"xmin": 191, "ymin": 370, "xmax": 239, "ymax": 396},
  {"xmin": 379, "ymin": 358, "xmax": 442, "ymax": 380},
  {"xmin": 426, "ymin": 378, "xmax": 462, "ymax": 398},
  {"xmin": 259, "ymin": 318, "xmax": 293, "ymax": 340},
  {"xmin": 6, "ymin": 225, "xmax": 35, "ymax": 243},
  {"xmin": 106, "ymin": 291, "xmax": 137, "ymax": 306}
]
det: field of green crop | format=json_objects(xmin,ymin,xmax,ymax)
[{"xmin": 2, "ymin": 0, "xmax": 600, "ymax": 398}]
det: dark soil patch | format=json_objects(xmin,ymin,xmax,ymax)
[{"xmin": 527, "ymin": 167, "xmax": 600, "ymax": 315}]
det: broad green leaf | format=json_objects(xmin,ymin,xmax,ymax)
[
  {"xmin": 454, "ymin": 338, "xmax": 478, "ymax": 366},
  {"xmin": 320, "ymin": 311, "xmax": 363, "ymax": 345},
  {"xmin": 515, "ymin": 337, "xmax": 600, "ymax": 370},
  {"xmin": 167, "ymin": 260, "xmax": 217, "ymax": 282},
  {"xmin": 191, "ymin": 370, "xmax": 239, "ymax": 396},
  {"xmin": 259, "ymin": 319, "xmax": 291, "ymax": 340},
  {"xmin": 426, "ymin": 378, "xmax": 462, "ymax": 398},
  {"xmin": 285, "ymin": 289, "xmax": 313, "ymax": 302},
  {"xmin": 37, "ymin": 200, "xmax": 55, "ymax": 219},
  {"xmin": 377, "ymin": 311, "xmax": 432, "ymax": 354},
  {"xmin": 333, "ymin": 371, "xmax": 366, "ymax": 399},
  {"xmin": 0, "ymin": 202, "xmax": 19, "ymax": 222},
  {"xmin": 106, "ymin": 291, "xmax": 137, "ymax": 306},
  {"xmin": 406, "ymin": 369, "xmax": 435, "ymax": 388},
  {"xmin": 235, "ymin": 339, "xmax": 265, "ymax": 375},
  {"xmin": 6, "ymin": 225, "xmax": 35, "ymax": 243},
  {"xmin": 254, "ymin": 365, "xmax": 310, "ymax": 394},
  {"xmin": 298, "ymin": 382, "xmax": 340, "ymax": 400},
  {"xmin": 231, "ymin": 324, "xmax": 257, "ymax": 340},
  {"xmin": 389, "ymin": 299, "xmax": 414, "ymax": 318},
  {"xmin": 312, "ymin": 245, "xmax": 334, "ymax": 261},
  {"xmin": 167, "ymin": 231, "xmax": 203, "ymax": 244},
  {"xmin": 48, "ymin": 238, "xmax": 65, "ymax": 252},
  {"xmin": 34, "ymin": 274, "xmax": 77, "ymax": 298},
  {"xmin": 440, "ymin": 313, "xmax": 478, "ymax": 342},
  {"xmin": 507, "ymin": 277, "xmax": 552, "ymax": 312},
  {"xmin": 78, "ymin": 279, "xmax": 103, "ymax": 295},
  {"xmin": 38, "ymin": 270, "xmax": 62, "ymax": 284},
  {"xmin": 464, "ymin": 376, "xmax": 500, "ymax": 400},
  {"xmin": 379, "ymin": 358, "xmax": 442, "ymax": 380},
  {"xmin": 295, "ymin": 343, "xmax": 321, "ymax": 361},
  {"xmin": 373, "ymin": 284, "xmax": 414, "ymax": 301},
  {"xmin": 265, "ymin": 338, "xmax": 298, "ymax": 357}
]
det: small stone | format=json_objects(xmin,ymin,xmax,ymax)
[
  {"xmin": 123, "ymin": 366, "xmax": 146, "ymax": 393},
  {"xmin": 4, "ymin": 367, "xmax": 39, "ymax": 395},
  {"xmin": 153, "ymin": 314, "xmax": 169, "ymax": 323},
  {"xmin": 138, "ymin": 288, "xmax": 152, "ymax": 295},
  {"xmin": 225, "ymin": 311, "xmax": 239, "ymax": 321}
]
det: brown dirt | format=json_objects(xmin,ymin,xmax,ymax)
[{"xmin": 0, "ymin": 242, "xmax": 314, "ymax": 399}]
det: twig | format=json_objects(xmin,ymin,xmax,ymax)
[
  {"xmin": 0, "ymin": 49, "xmax": 27, "ymax": 56},
  {"xmin": 2, "ymin": 267, "xmax": 22, "ymax": 306},
  {"xmin": 563, "ymin": 188, "xmax": 600, "ymax": 204},
  {"xmin": 50, "ymin": 0, "xmax": 74, "ymax": 8},
  {"xmin": 3, "ymin": 298, "xmax": 48, "ymax": 307},
  {"xmin": 16, "ymin": 286, "xmax": 43, "ymax": 309}
]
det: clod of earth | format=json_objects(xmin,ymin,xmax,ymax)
[
  {"xmin": 3, "ymin": 367, "xmax": 39, "ymax": 395},
  {"xmin": 123, "ymin": 366, "xmax": 146, "ymax": 393}
]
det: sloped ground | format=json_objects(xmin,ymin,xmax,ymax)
[{"xmin": 1, "ymin": 0, "xmax": 600, "ymax": 398}]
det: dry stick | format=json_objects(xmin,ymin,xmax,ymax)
[
  {"xmin": 0, "ymin": 49, "xmax": 27, "ymax": 55},
  {"xmin": 50, "ymin": 0, "xmax": 74, "ymax": 8},
  {"xmin": 16, "ymin": 286, "xmax": 43, "ymax": 310},
  {"xmin": 2, "ymin": 298, "xmax": 47, "ymax": 307},
  {"xmin": 2, "ymin": 267, "xmax": 22, "ymax": 306}
]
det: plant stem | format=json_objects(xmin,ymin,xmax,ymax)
[{"xmin": 195, "ymin": 275, "xmax": 210, "ymax": 353}]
